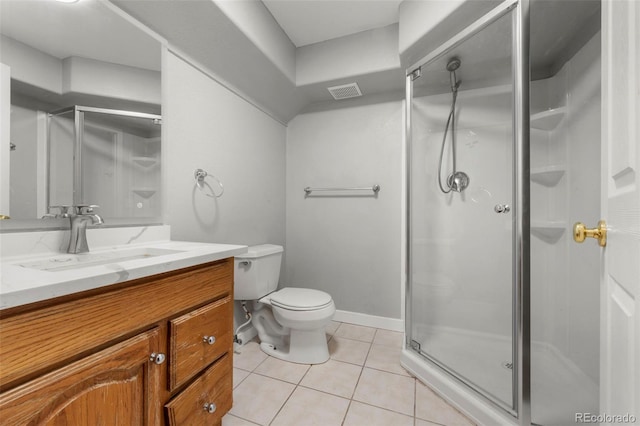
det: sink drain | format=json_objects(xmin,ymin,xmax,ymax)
[{"xmin": 501, "ymin": 361, "xmax": 513, "ymax": 370}]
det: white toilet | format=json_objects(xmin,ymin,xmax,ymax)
[{"xmin": 234, "ymin": 244, "xmax": 335, "ymax": 364}]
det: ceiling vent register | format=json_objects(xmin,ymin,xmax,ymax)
[{"xmin": 327, "ymin": 82, "xmax": 362, "ymax": 100}]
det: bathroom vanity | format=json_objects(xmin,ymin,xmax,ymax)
[{"xmin": 0, "ymin": 233, "xmax": 246, "ymax": 425}]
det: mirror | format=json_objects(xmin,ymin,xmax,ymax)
[{"xmin": 0, "ymin": 0, "xmax": 161, "ymax": 229}]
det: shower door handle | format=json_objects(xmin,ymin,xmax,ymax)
[
  {"xmin": 573, "ymin": 220, "xmax": 607, "ymax": 247},
  {"xmin": 494, "ymin": 204, "xmax": 510, "ymax": 213}
]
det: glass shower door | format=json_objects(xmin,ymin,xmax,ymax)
[
  {"xmin": 408, "ymin": 9, "xmax": 516, "ymax": 411},
  {"xmin": 80, "ymin": 109, "xmax": 162, "ymax": 219}
]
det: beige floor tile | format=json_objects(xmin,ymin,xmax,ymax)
[
  {"xmin": 233, "ymin": 341, "xmax": 269, "ymax": 372},
  {"xmin": 233, "ymin": 367, "xmax": 250, "ymax": 389},
  {"xmin": 373, "ymin": 329, "xmax": 404, "ymax": 347},
  {"xmin": 329, "ymin": 336, "xmax": 371, "ymax": 365},
  {"xmin": 229, "ymin": 373, "xmax": 295, "ymax": 425},
  {"xmin": 343, "ymin": 401, "xmax": 414, "ymax": 426},
  {"xmin": 352, "ymin": 368, "xmax": 416, "ymax": 416},
  {"xmin": 365, "ymin": 344, "xmax": 411, "ymax": 376},
  {"xmin": 326, "ymin": 320, "xmax": 341, "ymax": 336},
  {"xmin": 415, "ymin": 419, "xmax": 442, "ymax": 426},
  {"xmin": 253, "ymin": 356, "xmax": 310, "ymax": 384},
  {"xmin": 300, "ymin": 359, "xmax": 363, "ymax": 398},
  {"xmin": 222, "ymin": 414, "xmax": 259, "ymax": 426},
  {"xmin": 271, "ymin": 387, "xmax": 350, "ymax": 426},
  {"xmin": 415, "ymin": 381, "xmax": 475, "ymax": 426},
  {"xmin": 335, "ymin": 323, "xmax": 377, "ymax": 342}
]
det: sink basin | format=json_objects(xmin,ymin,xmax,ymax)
[{"xmin": 17, "ymin": 247, "xmax": 184, "ymax": 272}]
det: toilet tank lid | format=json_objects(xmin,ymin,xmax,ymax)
[{"xmin": 237, "ymin": 244, "xmax": 283, "ymax": 258}]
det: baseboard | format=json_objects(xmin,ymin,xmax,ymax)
[
  {"xmin": 234, "ymin": 310, "xmax": 403, "ymax": 346},
  {"xmin": 334, "ymin": 309, "xmax": 404, "ymax": 332}
]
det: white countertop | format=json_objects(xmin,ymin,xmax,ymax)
[{"xmin": 0, "ymin": 240, "xmax": 247, "ymax": 310}]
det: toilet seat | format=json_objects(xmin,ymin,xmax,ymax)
[{"xmin": 268, "ymin": 287, "xmax": 333, "ymax": 311}]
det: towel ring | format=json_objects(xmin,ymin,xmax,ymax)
[{"xmin": 194, "ymin": 169, "xmax": 224, "ymax": 198}]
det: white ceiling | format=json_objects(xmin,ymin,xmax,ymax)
[
  {"xmin": 262, "ymin": 0, "xmax": 402, "ymax": 47},
  {"xmin": 0, "ymin": 0, "xmax": 160, "ymax": 71},
  {"xmin": 0, "ymin": 0, "xmax": 401, "ymax": 70}
]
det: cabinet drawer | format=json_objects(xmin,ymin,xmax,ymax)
[
  {"xmin": 169, "ymin": 296, "xmax": 233, "ymax": 390},
  {"xmin": 165, "ymin": 352, "xmax": 232, "ymax": 426}
]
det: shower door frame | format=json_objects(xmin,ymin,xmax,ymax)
[
  {"xmin": 47, "ymin": 106, "xmax": 162, "ymax": 209},
  {"xmin": 403, "ymin": 0, "xmax": 531, "ymax": 424}
]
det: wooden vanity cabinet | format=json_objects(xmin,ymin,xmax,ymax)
[{"xmin": 0, "ymin": 258, "xmax": 235, "ymax": 425}]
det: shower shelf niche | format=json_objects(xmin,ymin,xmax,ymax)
[
  {"xmin": 531, "ymin": 165, "xmax": 566, "ymax": 186},
  {"xmin": 531, "ymin": 221, "xmax": 567, "ymax": 244},
  {"xmin": 132, "ymin": 156, "xmax": 158, "ymax": 168},
  {"xmin": 531, "ymin": 107, "xmax": 566, "ymax": 131},
  {"xmin": 132, "ymin": 188, "xmax": 157, "ymax": 199}
]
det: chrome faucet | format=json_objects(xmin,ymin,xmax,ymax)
[{"xmin": 67, "ymin": 205, "xmax": 104, "ymax": 254}]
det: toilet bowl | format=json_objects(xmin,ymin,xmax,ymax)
[{"xmin": 234, "ymin": 245, "xmax": 335, "ymax": 364}]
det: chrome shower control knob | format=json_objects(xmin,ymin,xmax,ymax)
[
  {"xmin": 149, "ymin": 352, "xmax": 166, "ymax": 365},
  {"xmin": 203, "ymin": 402, "xmax": 217, "ymax": 414},
  {"xmin": 494, "ymin": 204, "xmax": 510, "ymax": 213},
  {"xmin": 203, "ymin": 335, "xmax": 216, "ymax": 345}
]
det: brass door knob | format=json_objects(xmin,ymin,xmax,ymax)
[{"xmin": 573, "ymin": 220, "xmax": 607, "ymax": 247}]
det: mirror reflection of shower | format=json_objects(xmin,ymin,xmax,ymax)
[{"xmin": 437, "ymin": 57, "xmax": 470, "ymax": 193}]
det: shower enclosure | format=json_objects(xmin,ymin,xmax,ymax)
[
  {"xmin": 403, "ymin": 0, "xmax": 601, "ymax": 425},
  {"xmin": 48, "ymin": 106, "xmax": 162, "ymax": 220}
]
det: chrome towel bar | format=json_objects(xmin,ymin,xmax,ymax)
[{"xmin": 304, "ymin": 185, "xmax": 380, "ymax": 195}]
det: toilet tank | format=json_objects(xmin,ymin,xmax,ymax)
[{"xmin": 234, "ymin": 244, "xmax": 283, "ymax": 300}]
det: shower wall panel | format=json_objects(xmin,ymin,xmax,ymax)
[{"xmin": 530, "ymin": 32, "xmax": 601, "ymax": 425}]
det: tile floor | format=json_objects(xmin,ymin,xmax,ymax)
[{"xmin": 223, "ymin": 321, "xmax": 475, "ymax": 426}]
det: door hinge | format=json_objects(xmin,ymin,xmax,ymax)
[
  {"xmin": 410, "ymin": 339, "xmax": 421, "ymax": 352},
  {"xmin": 410, "ymin": 67, "xmax": 422, "ymax": 81}
]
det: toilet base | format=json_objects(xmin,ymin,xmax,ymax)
[
  {"xmin": 250, "ymin": 298, "xmax": 333, "ymax": 365},
  {"xmin": 259, "ymin": 328, "xmax": 330, "ymax": 364}
]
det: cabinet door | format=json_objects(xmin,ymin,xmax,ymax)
[{"xmin": 0, "ymin": 328, "xmax": 162, "ymax": 425}]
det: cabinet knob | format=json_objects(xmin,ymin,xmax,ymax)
[
  {"xmin": 203, "ymin": 335, "xmax": 216, "ymax": 345},
  {"xmin": 149, "ymin": 352, "xmax": 166, "ymax": 365},
  {"xmin": 203, "ymin": 402, "xmax": 217, "ymax": 414}
]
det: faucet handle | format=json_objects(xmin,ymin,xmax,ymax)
[
  {"xmin": 49, "ymin": 205, "xmax": 73, "ymax": 217},
  {"xmin": 75, "ymin": 205, "xmax": 100, "ymax": 214}
]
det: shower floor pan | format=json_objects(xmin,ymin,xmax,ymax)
[{"xmin": 417, "ymin": 328, "xmax": 598, "ymax": 425}]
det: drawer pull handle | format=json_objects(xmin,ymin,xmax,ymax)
[
  {"xmin": 149, "ymin": 352, "xmax": 166, "ymax": 365},
  {"xmin": 203, "ymin": 402, "xmax": 217, "ymax": 414},
  {"xmin": 203, "ymin": 335, "xmax": 216, "ymax": 345}
]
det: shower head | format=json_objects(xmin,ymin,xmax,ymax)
[
  {"xmin": 446, "ymin": 57, "xmax": 461, "ymax": 72},
  {"xmin": 447, "ymin": 57, "xmax": 462, "ymax": 93}
]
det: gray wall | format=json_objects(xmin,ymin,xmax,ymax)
[
  {"xmin": 163, "ymin": 50, "xmax": 286, "ymax": 247},
  {"xmin": 285, "ymin": 100, "xmax": 403, "ymax": 319},
  {"xmin": 164, "ymin": 50, "xmax": 403, "ymax": 322}
]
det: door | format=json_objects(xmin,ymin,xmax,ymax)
[
  {"xmin": 407, "ymin": 7, "xmax": 517, "ymax": 412},
  {"xmin": 600, "ymin": 0, "xmax": 640, "ymax": 419},
  {"xmin": 0, "ymin": 63, "xmax": 10, "ymax": 217},
  {"xmin": 0, "ymin": 329, "xmax": 163, "ymax": 425}
]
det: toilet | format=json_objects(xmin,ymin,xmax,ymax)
[{"xmin": 234, "ymin": 244, "xmax": 335, "ymax": 364}]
